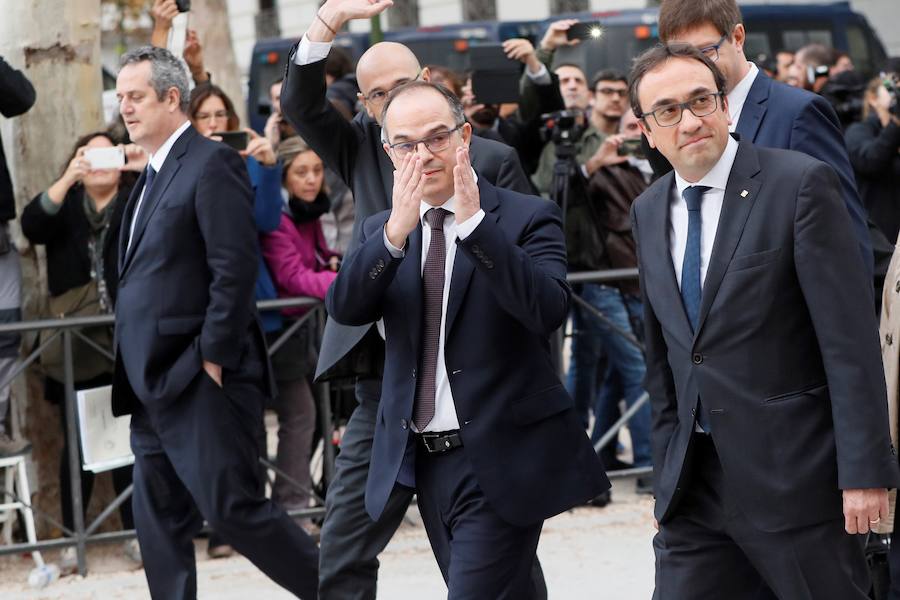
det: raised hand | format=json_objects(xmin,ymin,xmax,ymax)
[
  {"xmin": 183, "ymin": 29, "xmax": 208, "ymax": 83},
  {"xmin": 502, "ymin": 38, "xmax": 541, "ymax": 73},
  {"xmin": 540, "ymin": 19, "xmax": 581, "ymax": 52},
  {"xmin": 385, "ymin": 153, "xmax": 424, "ymax": 249},
  {"xmin": 453, "ymin": 146, "xmax": 480, "ymax": 224},
  {"xmin": 151, "ymin": 0, "xmax": 179, "ymax": 29},
  {"xmin": 311, "ymin": 0, "xmax": 394, "ymax": 42},
  {"xmin": 241, "ymin": 128, "xmax": 277, "ymax": 166},
  {"xmin": 120, "ymin": 144, "xmax": 149, "ymax": 172},
  {"xmin": 584, "ymin": 134, "xmax": 629, "ymax": 177}
]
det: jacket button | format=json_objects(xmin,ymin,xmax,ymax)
[
  {"xmin": 376, "ymin": 259, "xmax": 385, "ymax": 268},
  {"xmin": 887, "ymin": 334, "xmax": 893, "ymax": 346},
  {"xmin": 692, "ymin": 353, "xmax": 703, "ymax": 364},
  {"xmin": 472, "ymin": 244, "xmax": 481, "ymax": 253},
  {"xmin": 412, "ymin": 369, "xmax": 416, "ymax": 379},
  {"xmin": 895, "ymin": 280, "xmax": 900, "ymax": 293},
  {"xmin": 485, "ymin": 260, "xmax": 494, "ymax": 269},
  {"xmin": 691, "ymin": 408, "xmax": 696, "ymax": 416},
  {"xmin": 400, "ymin": 419, "xmax": 408, "ymax": 430}
]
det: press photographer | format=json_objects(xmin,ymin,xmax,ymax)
[{"xmin": 846, "ymin": 61, "xmax": 900, "ymax": 242}]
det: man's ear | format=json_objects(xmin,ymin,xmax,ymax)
[
  {"xmin": 638, "ymin": 119, "xmax": 656, "ymax": 149},
  {"xmin": 421, "ymin": 66, "xmax": 432, "ymax": 82},
  {"xmin": 731, "ymin": 23, "xmax": 746, "ymax": 55},
  {"xmin": 168, "ymin": 87, "xmax": 181, "ymax": 113},
  {"xmin": 721, "ymin": 94, "xmax": 732, "ymax": 125},
  {"xmin": 460, "ymin": 122, "xmax": 472, "ymax": 147}
]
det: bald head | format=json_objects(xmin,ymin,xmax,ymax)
[{"xmin": 356, "ymin": 42, "xmax": 427, "ymax": 124}]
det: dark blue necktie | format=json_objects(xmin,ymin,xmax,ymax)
[
  {"xmin": 681, "ymin": 185, "xmax": 711, "ymax": 431},
  {"xmin": 144, "ymin": 165, "xmax": 157, "ymax": 196}
]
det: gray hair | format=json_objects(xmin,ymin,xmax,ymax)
[
  {"xmin": 120, "ymin": 46, "xmax": 190, "ymax": 113},
  {"xmin": 379, "ymin": 81, "xmax": 466, "ymax": 142}
]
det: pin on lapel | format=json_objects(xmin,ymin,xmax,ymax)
[{"xmin": 740, "ymin": 190, "xmax": 749, "ymax": 198}]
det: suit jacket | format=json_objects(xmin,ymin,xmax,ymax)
[
  {"xmin": 326, "ymin": 178, "xmax": 609, "ymax": 526},
  {"xmin": 632, "ymin": 140, "xmax": 900, "ymax": 533},
  {"xmin": 646, "ymin": 71, "xmax": 873, "ymax": 277},
  {"xmin": 0, "ymin": 56, "xmax": 35, "ymax": 222},
  {"xmin": 280, "ymin": 52, "xmax": 534, "ymax": 380},
  {"xmin": 111, "ymin": 125, "xmax": 269, "ymax": 416}
]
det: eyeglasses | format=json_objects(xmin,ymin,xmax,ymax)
[
  {"xmin": 641, "ymin": 92, "xmax": 724, "ymax": 127},
  {"xmin": 698, "ymin": 34, "xmax": 728, "ymax": 62},
  {"xmin": 194, "ymin": 110, "xmax": 229, "ymax": 121},
  {"xmin": 361, "ymin": 72, "xmax": 422, "ymax": 105},
  {"xmin": 596, "ymin": 87, "xmax": 628, "ymax": 98},
  {"xmin": 388, "ymin": 124, "xmax": 464, "ymax": 158}
]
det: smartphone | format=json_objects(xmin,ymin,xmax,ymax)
[
  {"xmin": 168, "ymin": 12, "xmax": 189, "ymax": 58},
  {"xmin": 214, "ymin": 131, "xmax": 249, "ymax": 151},
  {"xmin": 175, "ymin": 0, "xmax": 191, "ymax": 11},
  {"xmin": 85, "ymin": 146, "xmax": 125, "ymax": 170},
  {"xmin": 617, "ymin": 138, "xmax": 646, "ymax": 159},
  {"xmin": 566, "ymin": 22, "xmax": 604, "ymax": 41}
]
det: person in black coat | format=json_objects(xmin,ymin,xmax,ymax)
[
  {"xmin": 21, "ymin": 130, "xmax": 146, "ymax": 571},
  {"xmin": 846, "ymin": 69, "xmax": 900, "ymax": 243}
]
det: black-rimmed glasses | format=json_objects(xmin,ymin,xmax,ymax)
[
  {"xmin": 641, "ymin": 92, "xmax": 724, "ymax": 128},
  {"xmin": 698, "ymin": 34, "xmax": 728, "ymax": 62},
  {"xmin": 388, "ymin": 124, "xmax": 464, "ymax": 158}
]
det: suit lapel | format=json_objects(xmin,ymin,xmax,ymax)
[
  {"xmin": 121, "ymin": 127, "xmax": 195, "ymax": 273},
  {"xmin": 695, "ymin": 142, "xmax": 762, "ymax": 335},
  {"xmin": 377, "ymin": 141, "xmax": 394, "ymax": 208},
  {"xmin": 119, "ymin": 169, "xmax": 146, "ymax": 275},
  {"xmin": 644, "ymin": 174, "xmax": 694, "ymax": 341},
  {"xmin": 445, "ymin": 178, "xmax": 499, "ymax": 338},
  {"xmin": 735, "ymin": 73, "xmax": 769, "ymax": 143}
]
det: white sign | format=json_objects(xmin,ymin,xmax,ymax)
[{"xmin": 76, "ymin": 386, "xmax": 134, "ymax": 473}]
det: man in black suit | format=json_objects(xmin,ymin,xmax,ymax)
[
  {"xmin": 629, "ymin": 43, "xmax": 900, "ymax": 599},
  {"xmin": 279, "ymin": 2, "xmax": 539, "ymax": 598},
  {"xmin": 327, "ymin": 80, "xmax": 608, "ymax": 598},
  {"xmin": 656, "ymin": 0, "xmax": 873, "ymax": 278},
  {"xmin": 112, "ymin": 47, "xmax": 318, "ymax": 600}
]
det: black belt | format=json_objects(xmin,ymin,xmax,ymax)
[{"xmin": 417, "ymin": 430, "xmax": 463, "ymax": 453}]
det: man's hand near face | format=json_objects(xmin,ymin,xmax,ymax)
[
  {"xmin": 385, "ymin": 153, "xmax": 424, "ymax": 249},
  {"xmin": 454, "ymin": 147, "xmax": 481, "ymax": 224}
]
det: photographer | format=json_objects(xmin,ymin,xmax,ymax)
[
  {"xmin": 846, "ymin": 62, "xmax": 900, "ymax": 242},
  {"xmin": 789, "ymin": 42, "xmax": 834, "ymax": 93},
  {"xmin": 150, "ymin": 0, "xmax": 209, "ymax": 85}
]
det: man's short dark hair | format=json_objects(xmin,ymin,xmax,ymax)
[
  {"xmin": 657, "ymin": 0, "xmax": 743, "ymax": 42},
  {"xmin": 591, "ymin": 69, "xmax": 627, "ymax": 89},
  {"xmin": 120, "ymin": 46, "xmax": 190, "ymax": 113},
  {"xmin": 554, "ymin": 63, "xmax": 587, "ymax": 79},
  {"xmin": 797, "ymin": 43, "xmax": 836, "ymax": 68},
  {"xmin": 628, "ymin": 43, "xmax": 728, "ymax": 121},
  {"xmin": 380, "ymin": 81, "xmax": 466, "ymax": 141},
  {"xmin": 325, "ymin": 47, "xmax": 354, "ymax": 80}
]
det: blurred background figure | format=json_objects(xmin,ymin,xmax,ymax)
[
  {"xmin": 325, "ymin": 46, "xmax": 359, "ymax": 120},
  {"xmin": 0, "ymin": 55, "xmax": 34, "ymax": 456},
  {"xmin": 261, "ymin": 136, "xmax": 341, "ymax": 533},
  {"xmin": 775, "ymin": 49, "xmax": 796, "ymax": 85},
  {"xmin": 789, "ymin": 42, "xmax": 834, "ymax": 92},
  {"xmin": 846, "ymin": 61, "xmax": 900, "ymax": 243},
  {"xmin": 21, "ymin": 130, "xmax": 146, "ymax": 574}
]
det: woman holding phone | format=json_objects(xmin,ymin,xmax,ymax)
[{"xmin": 21, "ymin": 130, "xmax": 147, "ymax": 574}]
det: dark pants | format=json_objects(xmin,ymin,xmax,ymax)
[
  {"xmin": 48, "ymin": 375, "xmax": 135, "ymax": 531},
  {"xmin": 889, "ymin": 518, "xmax": 900, "ymax": 599},
  {"xmin": 654, "ymin": 434, "xmax": 870, "ymax": 600},
  {"xmin": 416, "ymin": 443, "xmax": 542, "ymax": 599},
  {"xmin": 129, "ymin": 350, "xmax": 318, "ymax": 600},
  {"xmin": 318, "ymin": 378, "xmax": 548, "ymax": 600}
]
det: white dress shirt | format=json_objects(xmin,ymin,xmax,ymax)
[
  {"xmin": 726, "ymin": 62, "xmax": 759, "ymax": 133},
  {"xmin": 383, "ymin": 176, "xmax": 485, "ymax": 432},
  {"xmin": 127, "ymin": 120, "xmax": 192, "ymax": 251},
  {"xmin": 669, "ymin": 135, "xmax": 740, "ymax": 288},
  {"xmin": 294, "ymin": 34, "xmax": 334, "ymax": 66}
]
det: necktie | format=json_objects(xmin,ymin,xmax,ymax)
[
  {"xmin": 128, "ymin": 166, "xmax": 157, "ymax": 251},
  {"xmin": 144, "ymin": 165, "xmax": 157, "ymax": 198},
  {"xmin": 413, "ymin": 208, "xmax": 449, "ymax": 431},
  {"xmin": 681, "ymin": 185, "xmax": 711, "ymax": 431}
]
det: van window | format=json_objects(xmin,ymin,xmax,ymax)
[
  {"xmin": 743, "ymin": 31, "xmax": 771, "ymax": 60},
  {"xmin": 782, "ymin": 28, "xmax": 832, "ymax": 52},
  {"xmin": 846, "ymin": 24, "xmax": 873, "ymax": 74}
]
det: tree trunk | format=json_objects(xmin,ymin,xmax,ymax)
[
  {"xmin": 389, "ymin": 0, "xmax": 420, "ymax": 28},
  {"xmin": 0, "ymin": 0, "xmax": 105, "ymax": 537},
  {"xmin": 190, "ymin": 0, "xmax": 246, "ymax": 125},
  {"xmin": 463, "ymin": 0, "xmax": 497, "ymax": 22}
]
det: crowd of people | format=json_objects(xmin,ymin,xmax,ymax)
[{"xmin": 0, "ymin": 0, "xmax": 898, "ymax": 597}]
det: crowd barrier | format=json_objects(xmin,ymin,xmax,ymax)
[{"xmin": 0, "ymin": 268, "xmax": 645, "ymax": 576}]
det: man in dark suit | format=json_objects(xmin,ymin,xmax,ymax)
[
  {"xmin": 280, "ymin": 2, "xmax": 539, "ymax": 597},
  {"xmin": 629, "ymin": 43, "xmax": 900, "ymax": 599},
  {"xmin": 656, "ymin": 0, "xmax": 873, "ymax": 278},
  {"xmin": 327, "ymin": 79, "xmax": 608, "ymax": 598},
  {"xmin": 112, "ymin": 47, "xmax": 318, "ymax": 600}
]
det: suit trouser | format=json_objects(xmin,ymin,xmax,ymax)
[
  {"xmin": 317, "ymin": 378, "xmax": 548, "ymax": 600},
  {"xmin": 416, "ymin": 443, "xmax": 542, "ymax": 600},
  {"xmin": 653, "ymin": 434, "xmax": 870, "ymax": 600},
  {"xmin": 129, "ymin": 357, "xmax": 319, "ymax": 600}
]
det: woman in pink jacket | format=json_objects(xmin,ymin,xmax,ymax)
[{"xmin": 261, "ymin": 136, "xmax": 340, "ymax": 527}]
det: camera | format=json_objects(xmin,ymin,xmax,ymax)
[
  {"xmin": 540, "ymin": 110, "xmax": 586, "ymax": 149},
  {"xmin": 820, "ymin": 71, "xmax": 867, "ymax": 129},
  {"xmin": 883, "ymin": 73, "xmax": 900, "ymax": 118}
]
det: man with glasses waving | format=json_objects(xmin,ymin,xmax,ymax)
[
  {"xmin": 327, "ymin": 80, "xmax": 607, "ymax": 598},
  {"xmin": 630, "ymin": 43, "xmax": 900, "ymax": 599},
  {"xmin": 656, "ymin": 0, "xmax": 873, "ymax": 280},
  {"xmin": 279, "ymin": 1, "xmax": 538, "ymax": 598}
]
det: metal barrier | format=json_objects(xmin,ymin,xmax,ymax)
[{"xmin": 0, "ymin": 267, "xmax": 648, "ymax": 575}]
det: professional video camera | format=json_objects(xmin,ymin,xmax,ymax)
[
  {"xmin": 820, "ymin": 71, "xmax": 867, "ymax": 129},
  {"xmin": 883, "ymin": 72, "xmax": 900, "ymax": 118},
  {"xmin": 539, "ymin": 110, "xmax": 588, "ymax": 219}
]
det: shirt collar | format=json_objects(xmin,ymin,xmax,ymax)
[
  {"xmin": 418, "ymin": 168, "xmax": 478, "ymax": 224},
  {"xmin": 727, "ymin": 63, "xmax": 759, "ymax": 112},
  {"xmin": 148, "ymin": 120, "xmax": 191, "ymax": 173},
  {"xmin": 674, "ymin": 135, "xmax": 739, "ymax": 199}
]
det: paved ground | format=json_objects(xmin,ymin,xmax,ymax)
[{"xmin": 0, "ymin": 478, "xmax": 655, "ymax": 599}]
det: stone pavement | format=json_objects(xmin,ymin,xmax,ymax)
[{"xmin": 0, "ymin": 478, "xmax": 655, "ymax": 599}]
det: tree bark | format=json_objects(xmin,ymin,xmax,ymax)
[
  {"xmin": 190, "ymin": 0, "xmax": 247, "ymax": 125},
  {"xmin": 0, "ymin": 0, "xmax": 106, "ymax": 537},
  {"xmin": 463, "ymin": 0, "xmax": 497, "ymax": 22},
  {"xmin": 389, "ymin": 0, "xmax": 420, "ymax": 28}
]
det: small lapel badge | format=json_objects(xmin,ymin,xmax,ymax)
[{"xmin": 740, "ymin": 190, "xmax": 749, "ymax": 198}]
